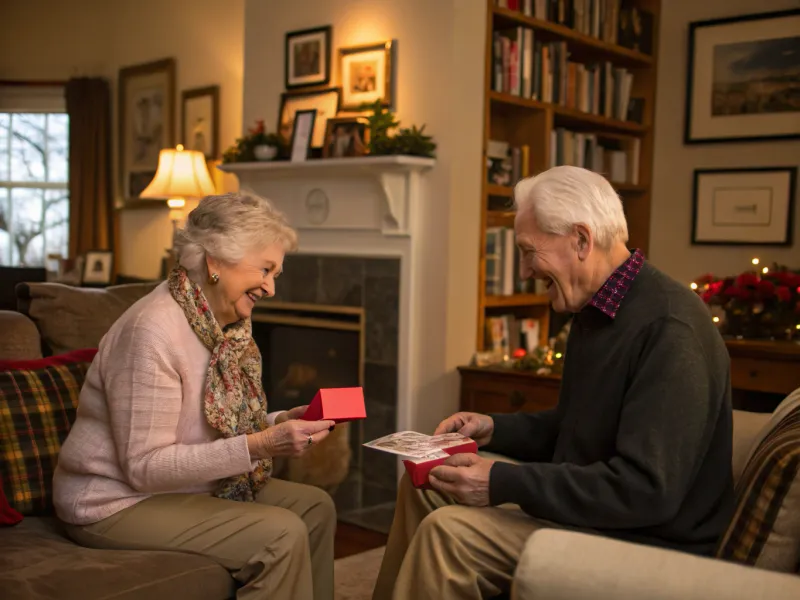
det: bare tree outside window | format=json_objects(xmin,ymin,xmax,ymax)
[{"xmin": 0, "ymin": 112, "xmax": 69, "ymax": 266}]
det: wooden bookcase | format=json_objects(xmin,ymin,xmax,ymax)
[{"xmin": 476, "ymin": 0, "xmax": 661, "ymax": 351}]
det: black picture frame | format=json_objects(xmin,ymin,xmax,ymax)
[
  {"xmin": 81, "ymin": 250, "xmax": 115, "ymax": 287},
  {"xmin": 285, "ymin": 25, "xmax": 332, "ymax": 90},
  {"xmin": 684, "ymin": 8, "xmax": 800, "ymax": 145},
  {"xmin": 691, "ymin": 166, "xmax": 797, "ymax": 246},
  {"xmin": 289, "ymin": 109, "xmax": 317, "ymax": 162},
  {"xmin": 278, "ymin": 87, "xmax": 341, "ymax": 149}
]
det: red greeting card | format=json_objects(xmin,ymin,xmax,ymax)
[{"xmin": 302, "ymin": 387, "xmax": 367, "ymax": 423}]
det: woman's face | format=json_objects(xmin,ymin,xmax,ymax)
[{"xmin": 206, "ymin": 242, "xmax": 285, "ymax": 326}]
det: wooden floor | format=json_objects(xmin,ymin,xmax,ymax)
[{"xmin": 335, "ymin": 521, "xmax": 388, "ymax": 559}]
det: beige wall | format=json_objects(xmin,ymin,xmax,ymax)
[
  {"xmin": 650, "ymin": 0, "xmax": 800, "ymax": 285},
  {"xmin": 243, "ymin": 0, "xmax": 483, "ymax": 431},
  {"xmin": 0, "ymin": 0, "xmax": 244, "ymax": 279}
]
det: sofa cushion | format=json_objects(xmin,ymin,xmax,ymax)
[
  {"xmin": 0, "ymin": 349, "xmax": 97, "ymax": 516},
  {"xmin": 16, "ymin": 281, "xmax": 159, "ymax": 355},
  {"xmin": 716, "ymin": 388, "xmax": 800, "ymax": 572},
  {"xmin": 0, "ymin": 310, "xmax": 43, "ymax": 361},
  {"xmin": 0, "ymin": 474, "xmax": 23, "ymax": 526},
  {"xmin": 0, "ymin": 517, "xmax": 233, "ymax": 600}
]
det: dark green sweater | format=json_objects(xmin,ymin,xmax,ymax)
[{"xmin": 485, "ymin": 262, "xmax": 734, "ymax": 556}]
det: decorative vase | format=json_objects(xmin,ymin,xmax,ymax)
[{"xmin": 253, "ymin": 145, "xmax": 278, "ymax": 161}]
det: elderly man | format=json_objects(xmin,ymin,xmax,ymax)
[{"xmin": 372, "ymin": 166, "xmax": 733, "ymax": 600}]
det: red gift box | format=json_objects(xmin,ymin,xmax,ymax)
[
  {"xmin": 302, "ymin": 387, "xmax": 366, "ymax": 423},
  {"xmin": 402, "ymin": 439, "xmax": 478, "ymax": 489}
]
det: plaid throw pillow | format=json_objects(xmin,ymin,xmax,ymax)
[
  {"xmin": 716, "ymin": 399, "xmax": 800, "ymax": 572},
  {"xmin": 0, "ymin": 349, "xmax": 97, "ymax": 516}
]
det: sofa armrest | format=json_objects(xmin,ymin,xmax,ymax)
[{"xmin": 513, "ymin": 529, "xmax": 800, "ymax": 600}]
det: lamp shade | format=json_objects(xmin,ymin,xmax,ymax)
[{"xmin": 139, "ymin": 145, "xmax": 216, "ymax": 199}]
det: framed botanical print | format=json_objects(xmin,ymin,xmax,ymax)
[
  {"xmin": 118, "ymin": 58, "xmax": 175, "ymax": 201},
  {"xmin": 685, "ymin": 9, "xmax": 800, "ymax": 144},
  {"xmin": 285, "ymin": 26, "xmax": 332, "ymax": 90},
  {"xmin": 278, "ymin": 87, "xmax": 340, "ymax": 148},
  {"xmin": 692, "ymin": 167, "xmax": 797, "ymax": 245},
  {"xmin": 339, "ymin": 41, "xmax": 394, "ymax": 110},
  {"xmin": 181, "ymin": 85, "xmax": 219, "ymax": 159}
]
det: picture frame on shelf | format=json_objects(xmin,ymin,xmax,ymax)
[
  {"xmin": 290, "ymin": 109, "xmax": 316, "ymax": 162},
  {"xmin": 285, "ymin": 25, "xmax": 332, "ymax": 90},
  {"xmin": 181, "ymin": 85, "xmax": 219, "ymax": 159},
  {"xmin": 322, "ymin": 117, "xmax": 369, "ymax": 158},
  {"xmin": 691, "ymin": 167, "xmax": 797, "ymax": 246},
  {"xmin": 82, "ymin": 250, "xmax": 114, "ymax": 286},
  {"xmin": 339, "ymin": 41, "xmax": 394, "ymax": 111},
  {"xmin": 684, "ymin": 9, "xmax": 800, "ymax": 144},
  {"xmin": 278, "ymin": 87, "xmax": 340, "ymax": 148},
  {"xmin": 118, "ymin": 58, "xmax": 176, "ymax": 200}
]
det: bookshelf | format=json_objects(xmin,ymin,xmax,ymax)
[{"xmin": 477, "ymin": 0, "xmax": 660, "ymax": 352}]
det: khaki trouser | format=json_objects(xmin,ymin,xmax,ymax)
[
  {"xmin": 373, "ymin": 473, "xmax": 554, "ymax": 600},
  {"xmin": 64, "ymin": 478, "xmax": 335, "ymax": 600}
]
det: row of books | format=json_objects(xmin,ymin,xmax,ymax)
[
  {"xmin": 486, "ymin": 140, "xmax": 530, "ymax": 186},
  {"xmin": 485, "ymin": 314, "xmax": 542, "ymax": 356},
  {"xmin": 549, "ymin": 128, "xmax": 640, "ymax": 184},
  {"xmin": 485, "ymin": 227, "xmax": 550, "ymax": 296},
  {"xmin": 494, "ymin": 0, "xmax": 654, "ymax": 55},
  {"xmin": 493, "ymin": 30, "xmax": 639, "ymax": 122}
]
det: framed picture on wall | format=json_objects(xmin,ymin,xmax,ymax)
[
  {"xmin": 684, "ymin": 9, "xmax": 800, "ymax": 144},
  {"xmin": 118, "ymin": 58, "xmax": 176, "ymax": 200},
  {"xmin": 285, "ymin": 26, "xmax": 332, "ymax": 90},
  {"xmin": 691, "ymin": 167, "xmax": 797, "ymax": 245},
  {"xmin": 339, "ymin": 41, "xmax": 394, "ymax": 111},
  {"xmin": 278, "ymin": 87, "xmax": 340, "ymax": 148},
  {"xmin": 181, "ymin": 85, "xmax": 219, "ymax": 159}
]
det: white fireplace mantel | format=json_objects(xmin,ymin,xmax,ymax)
[{"xmin": 217, "ymin": 156, "xmax": 436, "ymax": 236}]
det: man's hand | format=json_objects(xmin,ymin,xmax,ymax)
[
  {"xmin": 429, "ymin": 453, "xmax": 495, "ymax": 507},
  {"xmin": 274, "ymin": 405, "xmax": 309, "ymax": 425},
  {"xmin": 434, "ymin": 412, "xmax": 494, "ymax": 447}
]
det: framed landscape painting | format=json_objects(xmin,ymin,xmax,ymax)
[{"xmin": 685, "ymin": 9, "xmax": 800, "ymax": 144}]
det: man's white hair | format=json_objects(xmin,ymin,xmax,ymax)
[
  {"xmin": 174, "ymin": 192, "xmax": 298, "ymax": 283},
  {"xmin": 514, "ymin": 166, "xmax": 628, "ymax": 250}
]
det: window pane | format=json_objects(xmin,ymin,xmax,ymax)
[
  {"xmin": 0, "ymin": 188, "xmax": 10, "ymax": 266},
  {"xmin": 10, "ymin": 114, "xmax": 46, "ymax": 182},
  {"xmin": 0, "ymin": 114, "xmax": 8, "ymax": 181},
  {"xmin": 11, "ymin": 187, "xmax": 44, "ymax": 266},
  {"xmin": 44, "ymin": 188, "xmax": 69, "ymax": 260},
  {"xmin": 47, "ymin": 114, "xmax": 69, "ymax": 183}
]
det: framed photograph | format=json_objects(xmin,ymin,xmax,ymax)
[
  {"xmin": 339, "ymin": 41, "xmax": 394, "ymax": 110},
  {"xmin": 285, "ymin": 26, "xmax": 332, "ymax": 89},
  {"xmin": 118, "ymin": 58, "xmax": 176, "ymax": 200},
  {"xmin": 278, "ymin": 87, "xmax": 340, "ymax": 148},
  {"xmin": 181, "ymin": 85, "xmax": 219, "ymax": 159},
  {"xmin": 290, "ymin": 110, "xmax": 316, "ymax": 162},
  {"xmin": 322, "ymin": 117, "xmax": 369, "ymax": 158},
  {"xmin": 692, "ymin": 167, "xmax": 797, "ymax": 246},
  {"xmin": 685, "ymin": 9, "xmax": 800, "ymax": 144},
  {"xmin": 82, "ymin": 250, "xmax": 114, "ymax": 286}
]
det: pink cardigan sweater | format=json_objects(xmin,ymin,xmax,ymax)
[{"xmin": 53, "ymin": 282, "xmax": 278, "ymax": 525}]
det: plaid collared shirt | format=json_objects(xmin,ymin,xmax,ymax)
[{"xmin": 588, "ymin": 249, "xmax": 645, "ymax": 319}]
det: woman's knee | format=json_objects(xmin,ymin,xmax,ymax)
[{"xmin": 303, "ymin": 485, "xmax": 337, "ymax": 533}]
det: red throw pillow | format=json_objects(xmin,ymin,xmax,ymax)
[
  {"xmin": 0, "ymin": 475, "xmax": 23, "ymax": 526},
  {"xmin": 0, "ymin": 348, "xmax": 97, "ymax": 517}
]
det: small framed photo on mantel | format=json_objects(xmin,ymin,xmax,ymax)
[
  {"xmin": 290, "ymin": 109, "xmax": 316, "ymax": 162},
  {"xmin": 691, "ymin": 167, "xmax": 797, "ymax": 246},
  {"xmin": 285, "ymin": 26, "xmax": 332, "ymax": 90}
]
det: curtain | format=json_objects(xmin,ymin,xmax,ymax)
[{"xmin": 65, "ymin": 77, "xmax": 113, "ymax": 259}]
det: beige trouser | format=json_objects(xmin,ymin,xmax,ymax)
[
  {"xmin": 373, "ymin": 473, "xmax": 554, "ymax": 600},
  {"xmin": 64, "ymin": 478, "xmax": 335, "ymax": 600}
]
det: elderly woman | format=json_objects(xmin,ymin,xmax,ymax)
[
  {"xmin": 53, "ymin": 193, "xmax": 337, "ymax": 600},
  {"xmin": 373, "ymin": 166, "xmax": 733, "ymax": 599}
]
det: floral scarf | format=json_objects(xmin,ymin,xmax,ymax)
[{"xmin": 168, "ymin": 267, "xmax": 272, "ymax": 502}]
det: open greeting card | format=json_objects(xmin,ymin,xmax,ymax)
[{"xmin": 364, "ymin": 431, "xmax": 478, "ymax": 489}]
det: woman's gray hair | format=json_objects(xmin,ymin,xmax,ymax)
[
  {"xmin": 514, "ymin": 166, "xmax": 628, "ymax": 250},
  {"xmin": 174, "ymin": 192, "xmax": 298, "ymax": 282}
]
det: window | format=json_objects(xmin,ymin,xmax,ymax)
[{"xmin": 0, "ymin": 86, "xmax": 69, "ymax": 267}]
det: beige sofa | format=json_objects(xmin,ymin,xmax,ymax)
[{"xmin": 512, "ymin": 392, "xmax": 800, "ymax": 600}]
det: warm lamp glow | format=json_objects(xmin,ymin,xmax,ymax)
[
  {"xmin": 140, "ymin": 146, "xmax": 215, "ymax": 200},
  {"xmin": 752, "ymin": 258, "xmax": 760, "ymax": 265},
  {"xmin": 712, "ymin": 316, "xmax": 720, "ymax": 323},
  {"xmin": 762, "ymin": 266, "xmax": 769, "ymax": 274},
  {"xmin": 167, "ymin": 198, "xmax": 186, "ymax": 209},
  {"xmin": 690, "ymin": 282, "xmax": 698, "ymax": 290}
]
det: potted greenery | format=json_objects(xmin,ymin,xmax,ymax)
[
  {"xmin": 222, "ymin": 120, "xmax": 283, "ymax": 163},
  {"xmin": 361, "ymin": 101, "xmax": 437, "ymax": 158}
]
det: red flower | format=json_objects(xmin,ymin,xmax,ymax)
[
  {"xmin": 776, "ymin": 286, "xmax": 792, "ymax": 302},
  {"xmin": 708, "ymin": 281, "xmax": 724, "ymax": 296},
  {"xmin": 724, "ymin": 286, "xmax": 752, "ymax": 301},
  {"xmin": 736, "ymin": 273, "xmax": 759, "ymax": 288},
  {"xmin": 695, "ymin": 273, "xmax": 715, "ymax": 285},
  {"xmin": 757, "ymin": 280, "xmax": 775, "ymax": 298}
]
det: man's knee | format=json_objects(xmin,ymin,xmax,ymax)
[{"xmin": 417, "ymin": 505, "xmax": 473, "ymax": 541}]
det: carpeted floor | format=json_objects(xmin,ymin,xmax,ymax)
[{"xmin": 334, "ymin": 546, "xmax": 385, "ymax": 600}]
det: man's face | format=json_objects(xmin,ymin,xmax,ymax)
[{"xmin": 514, "ymin": 207, "xmax": 588, "ymax": 313}]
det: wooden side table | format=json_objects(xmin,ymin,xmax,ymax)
[{"xmin": 457, "ymin": 366, "xmax": 561, "ymax": 416}]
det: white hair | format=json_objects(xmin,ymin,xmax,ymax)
[
  {"xmin": 174, "ymin": 192, "xmax": 298, "ymax": 282},
  {"xmin": 514, "ymin": 166, "xmax": 628, "ymax": 249}
]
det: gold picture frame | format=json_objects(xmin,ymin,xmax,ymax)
[
  {"xmin": 338, "ymin": 41, "xmax": 393, "ymax": 111},
  {"xmin": 322, "ymin": 117, "xmax": 369, "ymax": 158}
]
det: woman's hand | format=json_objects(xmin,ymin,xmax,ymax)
[
  {"xmin": 247, "ymin": 419, "xmax": 335, "ymax": 459},
  {"xmin": 274, "ymin": 405, "xmax": 309, "ymax": 425}
]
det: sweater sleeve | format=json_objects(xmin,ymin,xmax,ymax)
[
  {"xmin": 489, "ymin": 317, "xmax": 722, "ymax": 529},
  {"xmin": 482, "ymin": 409, "xmax": 561, "ymax": 462},
  {"xmin": 103, "ymin": 318, "xmax": 255, "ymax": 493}
]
